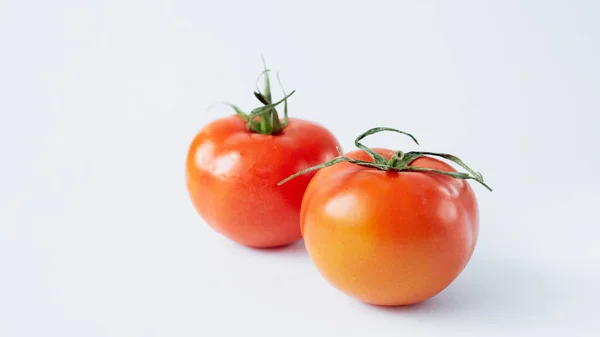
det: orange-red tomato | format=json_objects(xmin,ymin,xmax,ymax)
[
  {"xmin": 300, "ymin": 148, "xmax": 479, "ymax": 305},
  {"xmin": 186, "ymin": 115, "xmax": 340, "ymax": 248}
]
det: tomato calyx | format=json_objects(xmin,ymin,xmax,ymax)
[
  {"xmin": 223, "ymin": 57, "xmax": 295, "ymax": 135},
  {"xmin": 278, "ymin": 127, "xmax": 493, "ymax": 191}
]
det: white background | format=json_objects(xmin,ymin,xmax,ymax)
[{"xmin": 1, "ymin": 0, "xmax": 599, "ymax": 336}]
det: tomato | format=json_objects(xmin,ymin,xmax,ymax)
[
  {"xmin": 186, "ymin": 64, "xmax": 340, "ymax": 248},
  {"xmin": 280, "ymin": 127, "xmax": 490, "ymax": 305}
]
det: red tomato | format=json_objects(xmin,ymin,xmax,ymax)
[
  {"xmin": 186, "ymin": 65, "xmax": 340, "ymax": 248},
  {"xmin": 282, "ymin": 128, "xmax": 490, "ymax": 305}
]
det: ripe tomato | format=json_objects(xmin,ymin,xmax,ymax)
[
  {"xmin": 281, "ymin": 127, "xmax": 490, "ymax": 305},
  {"xmin": 186, "ymin": 64, "xmax": 340, "ymax": 248}
]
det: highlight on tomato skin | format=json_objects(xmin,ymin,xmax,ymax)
[
  {"xmin": 185, "ymin": 59, "xmax": 341, "ymax": 248},
  {"xmin": 280, "ymin": 127, "xmax": 491, "ymax": 306}
]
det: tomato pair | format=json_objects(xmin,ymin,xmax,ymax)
[{"xmin": 185, "ymin": 62, "xmax": 491, "ymax": 306}]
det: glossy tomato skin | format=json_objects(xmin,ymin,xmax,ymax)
[
  {"xmin": 301, "ymin": 148, "xmax": 479, "ymax": 305},
  {"xmin": 186, "ymin": 115, "xmax": 340, "ymax": 248}
]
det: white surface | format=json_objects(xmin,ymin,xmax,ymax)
[{"xmin": 1, "ymin": 0, "xmax": 599, "ymax": 336}]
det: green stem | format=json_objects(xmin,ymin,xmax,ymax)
[
  {"xmin": 222, "ymin": 57, "xmax": 295, "ymax": 135},
  {"xmin": 276, "ymin": 72, "xmax": 290, "ymax": 127},
  {"xmin": 247, "ymin": 90, "xmax": 295, "ymax": 133},
  {"xmin": 387, "ymin": 150, "xmax": 404, "ymax": 167},
  {"xmin": 261, "ymin": 55, "xmax": 272, "ymax": 104},
  {"xmin": 259, "ymin": 114, "xmax": 271, "ymax": 134},
  {"xmin": 278, "ymin": 127, "xmax": 492, "ymax": 191}
]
